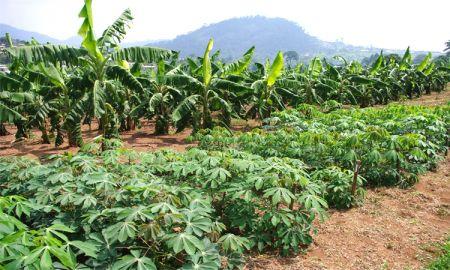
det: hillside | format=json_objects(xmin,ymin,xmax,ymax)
[
  {"xmin": 149, "ymin": 17, "xmax": 357, "ymax": 60},
  {"xmin": 0, "ymin": 23, "xmax": 61, "ymax": 44},
  {"xmin": 0, "ymin": 23, "xmax": 83, "ymax": 46}
]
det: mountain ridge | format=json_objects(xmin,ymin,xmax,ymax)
[
  {"xmin": 0, "ymin": 23, "xmax": 64, "ymax": 44},
  {"xmin": 148, "ymin": 16, "xmax": 360, "ymax": 59}
]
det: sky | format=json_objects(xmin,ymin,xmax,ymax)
[{"xmin": 0, "ymin": 0, "xmax": 449, "ymax": 52}]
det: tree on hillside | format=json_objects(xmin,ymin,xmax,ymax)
[
  {"xmin": 413, "ymin": 54, "xmax": 428, "ymax": 65},
  {"xmin": 385, "ymin": 54, "xmax": 401, "ymax": 63},
  {"xmin": 284, "ymin": 51, "xmax": 299, "ymax": 66},
  {"xmin": 445, "ymin": 40, "xmax": 450, "ymax": 56}
]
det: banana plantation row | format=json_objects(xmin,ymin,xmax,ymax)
[{"xmin": 0, "ymin": 1, "xmax": 448, "ymax": 147}]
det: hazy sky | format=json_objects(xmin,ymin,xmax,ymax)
[{"xmin": 0, "ymin": 0, "xmax": 449, "ymax": 51}]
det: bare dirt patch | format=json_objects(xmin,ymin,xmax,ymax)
[
  {"xmin": 399, "ymin": 90, "xmax": 450, "ymax": 106},
  {"xmin": 0, "ymin": 118, "xmax": 261, "ymax": 158},
  {"xmin": 0, "ymin": 120, "xmax": 195, "ymax": 159},
  {"xmin": 245, "ymin": 156, "xmax": 450, "ymax": 270}
]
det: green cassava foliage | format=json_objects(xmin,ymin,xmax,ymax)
[
  {"xmin": 425, "ymin": 238, "xmax": 450, "ymax": 270},
  {"xmin": 192, "ymin": 104, "xmax": 449, "ymax": 189},
  {"xmin": 0, "ymin": 140, "xmax": 331, "ymax": 269}
]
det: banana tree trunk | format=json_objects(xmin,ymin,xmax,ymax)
[
  {"xmin": 83, "ymin": 116, "xmax": 92, "ymax": 131},
  {"xmin": 51, "ymin": 115, "xmax": 64, "ymax": 147},
  {"xmin": 68, "ymin": 133, "xmax": 80, "ymax": 147},
  {"xmin": 203, "ymin": 109, "xmax": 213, "ymax": 129},
  {"xmin": 126, "ymin": 116, "xmax": 135, "ymax": 131},
  {"xmin": 14, "ymin": 120, "xmax": 28, "ymax": 140},
  {"xmin": 155, "ymin": 115, "xmax": 169, "ymax": 135},
  {"xmin": 221, "ymin": 92, "xmax": 231, "ymax": 127},
  {"xmin": 202, "ymin": 97, "xmax": 213, "ymax": 129},
  {"xmin": 55, "ymin": 129, "xmax": 64, "ymax": 147},
  {"xmin": 68, "ymin": 123, "xmax": 83, "ymax": 147},
  {"xmin": 98, "ymin": 118, "xmax": 103, "ymax": 131},
  {"xmin": 0, "ymin": 123, "xmax": 9, "ymax": 136},
  {"xmin": 221, "ymin": 110, "xmax": 231, "ymax": 128},
  {"xmin": 40, "ymin": 124, "xmax": 50, "ymax": 144},
  {"xmin": 101, "ymin": 109, "xmax": 119, "ymax": 139}
]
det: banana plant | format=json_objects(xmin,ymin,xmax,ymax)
[
  {"xmin": 290, "ymin": 57, "xmax": 324, "ymax": 105},
  {"xmin": 74, "ymin": 0, "xmax": 172, "ymax": 143},
  {"xmin": 314, "ymin": 61, "xmax": 358, "ymax": 105},
  {"xmin": 220, "ymin": 46, "xmax": 255, "ymax": 77},
  {"xmin": 172, "ymin": 39, "xmax": 248, "ymax": 132},
  {"xmin": 131, "ymin": 61, "xmax": 183, "ymax": 134},
  {"xmin": 0, "ymin": 1, "xmax": 448, "ymax": 149},
  {"xmin": 216, "ymin": 47, "xmax": 255, "ymax": 125},
  {"xmin": 246, "ymin": 51, "xmax": 286, "ymax": 119},
  {"xmin": 0, "ymin": 60, "xmax": 64, "ymax": 143},
  {"xmin": 0, "ymin": 73, "xmax": 28, "ymax": 137},
  {"xmin": 4, "ymin": 0, "xmax": 172, "ymax": 146}
]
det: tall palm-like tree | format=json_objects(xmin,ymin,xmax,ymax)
[{"xmin": 4, "ymin": 0, "xmax": 172, "ymax": 146}]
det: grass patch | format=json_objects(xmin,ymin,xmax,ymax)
[{"xmin": 425, "ymin": 238, "xmax": 450, "ymax": 270}]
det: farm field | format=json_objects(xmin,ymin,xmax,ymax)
[
  {"xmin": 0, "ymin": 1, "xmax": 449, "ymax": 270},
  {"xmin": 0, "ymin": 91, "xmax": 450, "ymax": 269},
  {"xmin": 0, "ymin": 90, "xmax": 448, "ymax": 159}
]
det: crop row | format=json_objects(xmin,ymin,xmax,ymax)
[
  {"xmin": 193, "ymin": 104, "xmax": 449, "ymax": 189},
  {"xmin": 0, "ymin": 143, "xmax": 350, "ymax": 269}
]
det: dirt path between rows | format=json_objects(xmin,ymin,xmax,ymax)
[
  {"xmin": 0, "ymin": 120, "xmax": 195, "ymax": 158},
  {"xmin": 399, "ymin": 90, "xmax": 450, "ymax": 106},
  {"xmin": 0, "ymin": 119, "xmax": 260, "ymax": 158}
]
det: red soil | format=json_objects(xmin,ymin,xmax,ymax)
[{"xmin": 0, "ymin": 120, "xmax": 195, "ymax": 158}]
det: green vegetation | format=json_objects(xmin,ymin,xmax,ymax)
[
  {"xmin": 193, "ymin": 104, "xmax": 449, "ymax": 189},
  {"xmin": 425, "ymin": 239, "xmax": 450, "ymax": 270},
  {"xmin": 0, "ymin": 103, "xmax": 448, "ymax": 269},
  {"xmin": 0, "ymin": 34, "xmax": 25, "ymax": 64},
  {"xmin": 0, "ymin": 1, "xmax": 172, "ymax": 145},
  {"xmin": 0, "ymin": 1, "xmax": 449, "ymax": 269},
  {"xmin": 0, "ymin": 140, "xmax": 329, "ymax": 268}
]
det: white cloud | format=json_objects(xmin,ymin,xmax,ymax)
[{"xmin": 0, "ymin": 0, "xmax": 448, "ymax": 51}]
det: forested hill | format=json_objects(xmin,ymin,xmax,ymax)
[
  {"xmin": 148, "ymin": 16, "xmax": 354, "ymax": 60},
  {"xmin": 0, "ymin": 23, "xmax": 60, "ymax": 44},
  {"xmin": 0, "ymin": 23, "xmax": 81, "ymax": 46}
]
